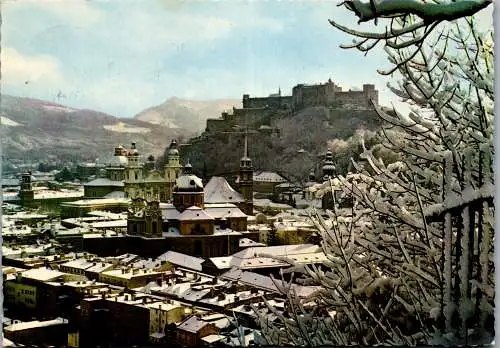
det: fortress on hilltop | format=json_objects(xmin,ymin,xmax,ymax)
[{"xmin": 205, "ymin": 78, "xmax": 378, "ymax": 134}]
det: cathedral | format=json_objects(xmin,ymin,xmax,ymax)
[
  {"xmin": 126, "ymin": 136, "xmax": 254, "ymax": 239},
  {"xmin": 84, "ymin": 140, "xmax": 185, "ymax": 202}
]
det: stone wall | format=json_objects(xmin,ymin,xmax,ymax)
[
  {"xmin": 242, "ymin": 95, "xmax": 293, "ymax": 109},
  {"xmin": 204, "ymin": 80, "xmax": 379, "ymax": 135}
]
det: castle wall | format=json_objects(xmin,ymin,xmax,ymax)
[
  {"xmin": 206, "ymin": 119, "xmax": 230, "ymax": 133},
  {"xmin": 204, "ymin": 80, "xmax": 379, "ymax": 134},
  {"xmin": 334, "ymin": 91, "xmax": 371, "ymax": 107},
  {"xmin": 242, "ymin": 96, "xmax": 292, "ymax": 109}
]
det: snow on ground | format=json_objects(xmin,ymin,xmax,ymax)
[
  {"xmin": 103, "ymin": 122, "xmax": 151, "ymax": 133},
  {"xmin": 1, "ymin": 116, "xmax": 22, "ymax": 127},
  {"xmin": 42, "ymin": 105, "xmax": 76, "ymax": 113}
]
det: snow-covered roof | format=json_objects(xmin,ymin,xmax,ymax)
[
  {"xmin": 103, "ymin": 190, "xmax": 125, "ymax": 199},
  {"xmin": 239, "ymin": 238, "xmax": 265, "ymax": 248},
  {"xmin": 2, "ymin": 192, "xmax": 20, "ymax": 202},
  {"xmin": 100, "ymin": 268, "xmax": 162, "ymax": 280},
  {"xmin": 90, "ymin": 220, "xmax": 127, "ymax": 229},
  {"xmin": 108, "ymin": 155, "xmax": 128, "ymax": 167},
  {"xmin": 2, "ymin": 178, "xmax": 20, "ymax": 186},
  {"xmin": 61, "ymin": 198, "xmax": 130, "ymax": 207},
  {"xmin": 253, "ymin": 198, "xmax": 293, "ymax": 210},
  {"xmin": 179, "ymin": 206, "xmax": 214, "ymax": 221},
  {"xmin": 177, "ymin": 316, "xmax": 211, "ymax": 333},
  {"xmin": 156, "ymin": 251, "xmax": 205, "ymax": 272},
  {"xmin": 61, "ymin": 258, "xmax": 94, "ymax": 270},
  {"xmin": 204, "ymin": 176, "xmax": 244, "ymax": 204},
  {"xmin": 210, "ymin": 244, "xmax": 325, "ymax": 270},
  {"xmin": 20, "ymin": 267, "xmax": 65, "ymax": 282},
  {"xmin": 4, "ymin": 318, "xmax": 68, "ymax": 332},
  {"xmin": 160, "ymin": 203, "xmax": 181, "ymax": 220},
  {"xmin": 111, "ymin": 253, "xmax": 140, "ymax": 264},
  {"xmin": 146, "ymin": 301, "xmax": 182, "ymax": 312},
  {"xmin": 88, "ymin": 211, "xmax": 126, "ymax": 219},
  {"xmin": 34, "ymin": 189, "xmax": 84, "ymax": 199},
  {"xmin": 253, "ymin": 172, "xmax": 287, "ymax": 183},
  {"xmin": 202, "ymin": 334, "xmax": 224, "ymax": 344},
  {"xmin": 85, "ymin": 262, "xmax": 114, "ymax": 273},
  {"xmin": 204, "ymin": 205, "xmax": 247, "ymax": 219},
  {"xmin": 213, "ymin": 228, "xmax": 243, "ymax": 236},
  {"xmin": 175, "ymin": 174, "xmax": 203, "ymax": 190},
  {"xmin": 220, "ymin": 268, "xmax": 319, "ymax": 298},
  {"xmin": 84, "ymin": 178, "xmax": 124, "ymax": 187}
]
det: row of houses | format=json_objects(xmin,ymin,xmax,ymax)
[{"xmin": 3, "ymin": 244, "xmax": 326, "ymax": 347}]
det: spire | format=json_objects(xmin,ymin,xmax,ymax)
[
  {"xmin": 244, "ymin": 132, "xmax": 248, "ymax": 159},
  {"xmin": 184, "ymin": 159, "xmax": 193, "ymax": 174},
  {"xmin": 240, "ymin": 131, "xmax": 252, "ymax": 168}
]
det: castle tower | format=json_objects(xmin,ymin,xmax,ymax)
[
  {"xmin": 322, "ymin": 150, "xmax": 336, "ymax": 179},
  {"xmin": 238, "ymin": 134, "xmax": 254, "ymax": 215},
  {"xmin": 18, "ymin": 172, "xmax": 34, "ymax": 203},
  {"xmin": 172, "ymin": 162, "xmax": 204, "ymax": 212},
  {"xmin": 124, "ymin": 142, "xmax": 144, "ymax": 199}
]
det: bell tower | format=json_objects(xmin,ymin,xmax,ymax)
[
  {"xmin": 124, "ymin": 142, "xmax": 143, "ymax": 199},
  {"xmin": 164, "ymin": 139, "xmax": 183, "ymax": 201},
  {"xmin": 19, "ymin": 172, "xmax": 35, "ymax": 203},
  {"xmin": 322, "ymin": 150, "xmax": 336, "ymax": 180},
  {"xmin": 238, "ymin": 134, "xmax": 253, "ymax": 215}
]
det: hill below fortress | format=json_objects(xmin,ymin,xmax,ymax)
[
  {"xmin": 177, "ymin": 106, "xmax": 381, "ymax": 183},
  {"xmin": 172, "ymin": 80, "xmax": 383, "ymax": 183}
]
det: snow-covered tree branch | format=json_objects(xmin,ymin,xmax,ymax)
[
  {"xmin": 339, "ymin": 0, "xmax": 492, "ymax": 23},
  {"xmin": 257, "ymin": 1, "xmax": 494, "ymax": 346}
]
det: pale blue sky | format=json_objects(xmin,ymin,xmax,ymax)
[{"xmin": 1, "ymin": 0, "xmax": 493, "ymax": 118}]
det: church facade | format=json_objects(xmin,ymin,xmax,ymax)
[
  {"xmin": 84, "ymin": 140, "xmax": 184, "ymax": 203},
  {"xmin": 127, "ymin": 136, "xmax": 254, "ymax": 238}
]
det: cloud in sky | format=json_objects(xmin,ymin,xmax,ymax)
[
  {"xmin": 1, "ymin": 1, "xmax": 494, "ymax": 118},
  {"xmin": 2, "ymin": 47, "xmax": 64, "ymax": 86}
]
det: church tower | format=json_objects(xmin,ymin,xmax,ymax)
[
  {"xmin": 164, "ymin": 139, "xmax": 183, "ymax": 201},
  {"xmin": 124, "ymin": 142, "xmax": 144, "ymax": 199},
  {"xmin": 238, "ymin": 134, "xmax": 253, "ymax": 215},
  {"xmin": 18, "ymin": 172, "xmax": 35, "ymax": 203},
  {"xmin": 322, "ymin": 150, "xmax": 336, "ymax": 180},
  {"xmin": 172, "ymin": 162, "xmax": 204, "ymax": 212}
]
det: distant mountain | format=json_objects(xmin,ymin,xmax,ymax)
[
  {"xmin": 1, "ymin": 95, "xmax": 193, "ymax": 164},
  {"xmin": 134, "ymin": 96, "xmax": 241, "ymax": 133}
]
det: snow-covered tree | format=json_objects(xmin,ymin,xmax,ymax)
[{"xmin": 256, "ymin": 0, "xmax": 494, "ymax": 346}]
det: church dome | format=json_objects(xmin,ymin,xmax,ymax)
[
  {"xmin": 175, "ymin": 174, "xmax": 203, "ymax": 191},
  {"xmin": 169, "ymin": 148, "xmax": 179, "ymax": 156},
  {"xmin": 168, "ymin": 139, "xmax": 179, "ymax": 156},
  {"xmin": 128, "ymin": 142, "xmax": 140, "ymax": 156},
  {"xmin": 110, "ymin": 155, "xmax": 128, "ymax": 167}
]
